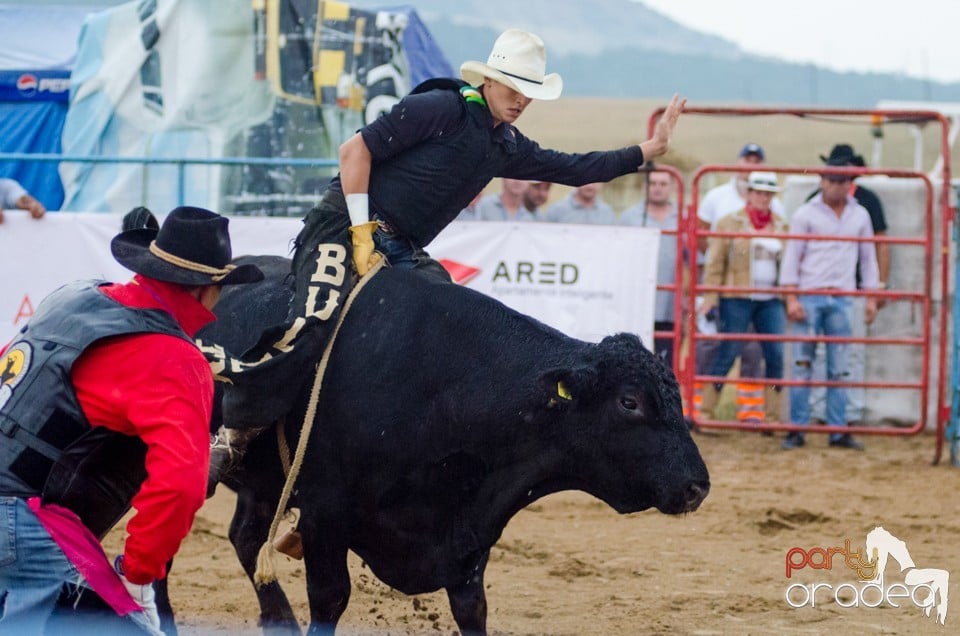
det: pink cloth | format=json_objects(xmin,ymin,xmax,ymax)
[{"xmin": 27, "ymin": 497, "xmax": 140, "ymax": 615}]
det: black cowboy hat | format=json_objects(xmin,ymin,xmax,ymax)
[
  {"xmin": 111, "ymin": 206, "xmax": 263, "ymax": 286},
  {"xmin": 820, "ymin": 143, "xmax": 866, "ymax": 167}
]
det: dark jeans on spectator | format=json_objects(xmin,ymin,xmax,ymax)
[{"xmin": 708, "ymin": 297, "xmax": 786, "ymax": 383}]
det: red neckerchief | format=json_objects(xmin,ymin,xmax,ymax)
[{"xmin": 745, "ymin": 203, "xmax": 773, "ymax": 230}]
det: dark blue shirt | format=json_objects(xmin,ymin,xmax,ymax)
[{"xmin": 329, "ymin": 82, "xmax": 644, "ymax": 246}]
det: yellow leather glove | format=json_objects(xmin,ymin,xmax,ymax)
[{"xmin": 349, "ymin": 221, "xmax": 380, "ymax": 276}]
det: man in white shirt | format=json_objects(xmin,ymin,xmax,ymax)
[
  {"xmin": 698, "ymin": 143, "xmax": 786, "ymax": 236},
  {"xmin": 696, "ymin": 144, "xmax": 785, "ymax": 423}
]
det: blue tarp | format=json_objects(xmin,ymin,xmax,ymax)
[
  {"xmin": 0, "ymin": 6, "xmax": 98, "ymax": 210},
  {"xmin": 0, "ymin": 100, "xmax": 68, "ymax": 210},
  {"xmin": 1, "ymin": 2, "xmax": 452, "ymax": 214}
]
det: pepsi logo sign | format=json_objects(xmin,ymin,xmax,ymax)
[
  {"xmin": 12, "ymin": 74, "xmax": 69, "ymax": 98},
  {"xmin": 16, "ymin": 73, "xmax": 38, "ymax": 96}
]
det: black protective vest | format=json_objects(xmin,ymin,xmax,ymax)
[
  {"xmin": 0, "ymin": 281, "xmax": 192, "ymax": 537},
  {"xmin": 367, "ymin": 79, "xmax": 515, "ymax": 246}
]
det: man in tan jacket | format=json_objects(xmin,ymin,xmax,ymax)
[{"xmin": 698, "ymin": 172, "xmax": 788, "ymax": 424}]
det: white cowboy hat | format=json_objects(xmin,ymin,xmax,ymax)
[
  {"xmin": 460, "ymin": 29, "xmax": 563, "ymax": 101},
  {"xmin": 746, "ymin": 171, "xmax": 782, "ymax": 193}
]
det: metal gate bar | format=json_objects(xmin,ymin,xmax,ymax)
[{"xmin": 644, "ymin": 105, "xmax": 951, "ymax": 450}]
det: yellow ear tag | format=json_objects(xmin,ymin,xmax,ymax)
[{"xmin": 557, "ymin": 381, "xmax": 573, "ymax": 401}]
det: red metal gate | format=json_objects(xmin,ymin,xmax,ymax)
[{"xmin": 646, "ymin": 106, "xmax": 953, "ymax": 451}]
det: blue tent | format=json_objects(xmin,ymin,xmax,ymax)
[{"xmin": 0, "ymin": 6, "xmax": 98, "ymax": 211}]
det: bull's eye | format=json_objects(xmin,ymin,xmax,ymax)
[{"xmin": 619, "ymin": 396, "xmax": 639, "ymax": 411}]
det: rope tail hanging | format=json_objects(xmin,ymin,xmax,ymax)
[{"xmin": 254, "ymin": 257, "xmax": 386, "ymax": 586}]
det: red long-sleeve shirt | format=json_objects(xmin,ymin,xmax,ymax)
[{"xmin": 70, "ymin": 275, "xmax": 216, "ymax": 584}]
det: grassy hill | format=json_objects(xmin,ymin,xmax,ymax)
[{"xmin": 510, "ymin": 97, "xmax": 957, "ymax": 210}]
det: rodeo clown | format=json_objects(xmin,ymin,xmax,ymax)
[{"xmin": 0, "ymin": 207, "xmax": 262, "ymax": 634}]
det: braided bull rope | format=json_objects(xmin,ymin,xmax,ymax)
[{"xmin": 254, "ymin": 256, "xmax": 386, "ymax": 586}]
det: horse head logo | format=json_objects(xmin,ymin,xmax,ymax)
[{"xmin": 865, "ymin": 526, "xmax": 949, "ymax": 625}]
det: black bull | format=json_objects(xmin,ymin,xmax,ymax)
[{"xmin": 165, "ymin": 254, "xmax": 710, "ymax": 635}]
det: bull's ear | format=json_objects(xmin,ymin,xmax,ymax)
[{"xmin": 539, "ymin": 366, "xmax": 598, "ymax": 407}]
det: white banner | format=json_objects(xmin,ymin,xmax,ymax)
[
  {"xmin": 429, "ymin": 222, "xmax": 658, "ymax": 345},
  {"xmin": 0, "ymin": 212, "xmax": 301, "ymax": 345},
  {"xmin": 1, "ymin": 214, "xmax": 658, "ymax": 347}
]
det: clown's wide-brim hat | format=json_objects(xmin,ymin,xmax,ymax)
[{"xmin": 111, "ymin": 206, "xmax": 263, "ymax": 286}]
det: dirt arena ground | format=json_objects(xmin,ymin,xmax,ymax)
[{"xmin": 103, "ymin": 428, "xmax": 958, "ymax": 635}]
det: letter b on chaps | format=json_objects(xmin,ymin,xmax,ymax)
[
  {"xmin": 306, "ymin": 244, "xmax": 347, "ymax": 321},
  {"xmin": 216, "ymin": 216, "xmax": 357, "ymax": 429}
]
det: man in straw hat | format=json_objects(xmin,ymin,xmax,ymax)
[
  {"xmin": 698, "ymin": 172, "xmax": 789, "ymax": 426},
  {"xmin": 207, "ymin": 29, "xmax": 686, "ymax": 490},
  {"xmin": 0, "ymin": 206, "xmax": 262, "ymax": 633}
]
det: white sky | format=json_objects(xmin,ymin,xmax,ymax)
[{"xmin": 638, "ymin": 0, "xmax": 960, "ymax": 84}]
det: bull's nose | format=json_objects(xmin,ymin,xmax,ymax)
[{"xmin": 684, "ymin": 480, "xmax": 710, "ymax": 511}]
